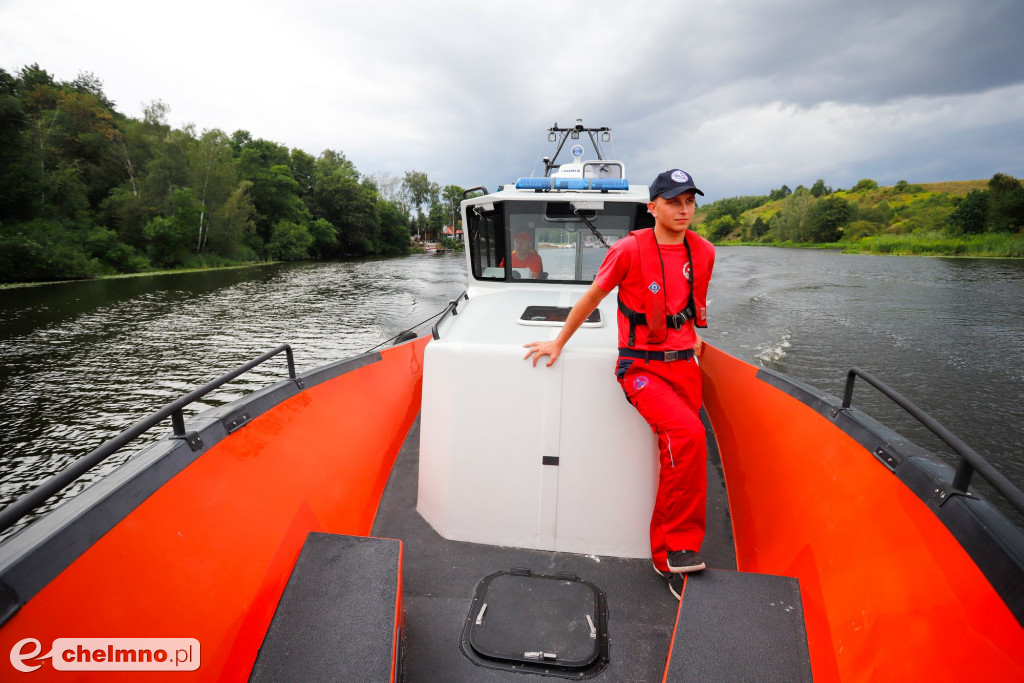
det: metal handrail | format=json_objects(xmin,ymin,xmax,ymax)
[
  {"xmin": 842, "ymin": 367, "xmax": 1024, "ymax": 515},
  {"xmin": 431, "ymin": 291, "xmax": 469, "ymax": 340},
  {"xmin": 0, "ymin": 344, "xmax": 301, "ymax": 534}
]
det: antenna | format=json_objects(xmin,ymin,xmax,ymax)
[{"xmin": 543, "ymin": 120, "xmax": 613, "ymax": 176}]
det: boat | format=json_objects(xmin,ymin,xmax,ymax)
[{"xmin": 1, "ymin": 121, "xmax": 1022, "ymax": 681}]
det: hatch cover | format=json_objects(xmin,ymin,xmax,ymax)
[
  {"xmin": 518, "ymin": 306, "xmax": 602, "ymax": 327},
  {"xmin": 460, "ymin": 568, "xmax": 609, "ymax": 678}
]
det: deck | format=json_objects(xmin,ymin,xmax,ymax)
[{"xmin": 371, "ymin": 414, "xmax": 738, "ymax": 681}]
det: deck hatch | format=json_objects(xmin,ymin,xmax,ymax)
[
  {"xmin": 460, "ymin": 569, "xmax": 609, "ymax": 678},
  {"xmin": 518, "ymin": 306, "xmax": 602, "ymax": 327}
]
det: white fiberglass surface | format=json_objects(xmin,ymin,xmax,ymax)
[{"xmin": 418, "ymin": 285, "xmax": 658, "ymax": 558}]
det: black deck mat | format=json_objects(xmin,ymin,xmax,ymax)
[
  {"xmin": 666, "ymin": 570, "xmax": 812, "ymax": 682},
  {"xmin": 250, "ymin": 533, "xmax": 400, "ymax": 682},
  {"xmin": 371, "ymin": 413, "xmax": 736, "ymax": 682}
]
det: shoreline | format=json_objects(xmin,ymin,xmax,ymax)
[
  {"xmin": 716, "ymin": 242, "xmax": 1024, "ymax": 258},
  {"xmin": 712, "ymin": 234, "xmax": 1024, "ymax": 259},
  {"xmin": 0, "ymin": 261, "xmax": 278, "ymax": 290}
]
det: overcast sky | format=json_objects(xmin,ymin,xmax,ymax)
[{"xmin": 3, "ymin": 0, "xmax": 1023, "ymax": 202}]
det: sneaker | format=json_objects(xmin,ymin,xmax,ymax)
[
  {"xmin": 652, "ymin": 563, "xmax": 685, "ymax": 600},
  {"xmin": 666, "ymin": 550, "xmax": 706, "ymax": 574}
]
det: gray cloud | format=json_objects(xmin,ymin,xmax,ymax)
[{"xmin": 3, "ymin": 0, "xmax": 1022, "ymax": 203}]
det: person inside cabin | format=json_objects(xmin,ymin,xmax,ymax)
[
  {"xmin": 508, "ymin": 230, "xmax": 544, "ymax": 278},
  {"xmin": 522, "ymin": 169, "xmax": 715, "ymax": 600}
]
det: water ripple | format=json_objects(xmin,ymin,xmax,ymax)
[{"xmin": 0, "ymin": 254, "xmax": 467, "ymax": 534}]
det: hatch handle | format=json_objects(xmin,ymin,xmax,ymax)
[{"xmin": 524, "ymin": 652, "xmax": 558, "ymax": 661}]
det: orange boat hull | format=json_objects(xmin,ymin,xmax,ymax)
[
  {"xmin": 700, "ymin": 343, "xmax": 1024, "ymax": 681},
  {"xmin": 0, "ymin": 337, "xmax": 427, "ymax": 681}
]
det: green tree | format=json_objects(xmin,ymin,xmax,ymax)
[
  {"xmin": 267, "ymin": 220, "xmax": 312, "ymax": 260},
  {"xmin": 85, "ymin": 225, "xmax": 147, "ymax": 273},
  {"xmin": 290, "ymin": 148, "xmax": 317, "ymax": 201},
  {"xmin": 744, "ymin": 215, "xmax": 770, "ymax": 241},
  {"xmin": 804, "ymin": 195, "xmax": 853, "ymax": 242},
  {"xmin": 235, "ymin": 147, "xmax": 309, "ymax": 258},
  {"xmin": 188, "ymin": 128, "xmax": 236, "ymax": 253},
  {"xmin": 309, "ymin": 151, "xmax": 378, "ymax": 256},
  {"xmin": 100, "ymin": 184, "xmax": 153, "ymax": 250},
  {"xmin": 771, "ymin": 188, "xmax": 814, "ymax": 241},
  {"xmin": 852, "ymin": 178, "xmax": 879, "ymax": 192},
  {"xmin": 440, "ymin": 184, "xmax": 464, "ymax": 237},
  {"xmin": 858, "ymin": 200, "xmax": 893, "ymax": 226},
  {"xmin": 946, "ymin": 190, "xmax": 989, "ymax": 235},
  {"xmin": 17, "ymin": 65, "xmax": 119, "ymax": 222},
  {"xmin": 810, "ymin": 179, "xmax": 832, "ymax": 198},
  {"xmin": 0, "ymin": 68, "xmax": 32, "ymax": 220},
  {"xmin": 0, "ymin": 219, "xmax": 99, "ymax": 282},
  {"xmin": 426, "ymin": 201, "xmax": 447, "ymax": 237},
  {"xmin": 143, "ymin": 188, "xmax": 202, "ymax": 267},
  {"xmin": 703, "ymin": 195, "xmax": 769, "ymax": 224},
  {"xmin": 208, "ymin": 180, "xmax": 258, "ymax": 258},
  {"xmin": 705, "ymin": 214, "xmax": 739, "ymax": 242},
  {"xmin": 377, "ymin": 200, "xmax": 411, "ymax": 255},
  {"xmin": 987, "ymin": 173, "xmax": 1024, "ymax": 232},
  {"xmin": 307, "ymin": 218, "xmax": 339, "ymax": 259},
  {"xmin": 403, "ymin": 170, "xmax": 438, "ymax": 240}
]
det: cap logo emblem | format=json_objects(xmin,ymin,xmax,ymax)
[
  {"xmin": 670, "ymin": 170, "xmax": 688, "ymax": 183},
  {"xmin": 648, "ymin": 281, "xmax": 661, "ymax": 293}
]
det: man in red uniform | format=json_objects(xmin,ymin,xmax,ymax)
[
  {"xmin": 509, "ymin": 231, "xmax": 544, "ymax": 278},
  {"xmin": 523, "ymin": 169, "xmax": 715, "ymax": 599}
]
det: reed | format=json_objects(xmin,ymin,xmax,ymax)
[{"xmin": 845, "ymin": 232, "xmax": 1024, "ymax": 257}]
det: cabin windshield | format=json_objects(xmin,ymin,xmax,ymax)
[{"xmin": 468, "ymin": 200, "xmax": 652, "ymax": 284}]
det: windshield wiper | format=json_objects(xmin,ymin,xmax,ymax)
[{"xmin": 573, "ymin": 209, "xmax": 610, "ymax": 248}]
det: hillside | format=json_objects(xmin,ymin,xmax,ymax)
[{"xmin": 694, "ymin": 175, "xmax": 1024, "ymax": 257}]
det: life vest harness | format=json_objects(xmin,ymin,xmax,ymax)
[
  {"xmin": 617, "ymin": 229, "xmax": 701, "ymax": 347},
  {"xmin": 617, "ymin": 300, "xmax": 696, "ymax": 347}
]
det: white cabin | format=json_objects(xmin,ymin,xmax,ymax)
[{"xmin": 418, "ymin": 154, "xmax": 667, "ymax": 558}]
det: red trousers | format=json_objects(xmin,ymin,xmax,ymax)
[{"xmin": 616, "ymin": 355, "xmax": 707, "ymax": 571}]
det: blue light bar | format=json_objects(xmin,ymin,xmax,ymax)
[
  {"xmin": 515, "ymin": 177, "xmax": 552, "ymax": 190},
  {"xmin": 591, "ymin": 178, "xmax": 629, "ymax": 191},
  {"xmin": 514, "ymin": 177, "xmax": 630, "ymax": 191}
]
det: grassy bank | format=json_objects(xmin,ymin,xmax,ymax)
[
  {"xmin": 0, "ymin": 261, "xmax": 275, "ymax": 290},
  {"xmin": 720, "ymin": 232, "xmax": 1024, "ymax": 257},
  {"xmin": 843, "ymin": 231, "xmax": 1024, "ymax": 257}
]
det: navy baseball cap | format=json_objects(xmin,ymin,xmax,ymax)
[{"xmin": 649, "ymin": 169, "xmax": 704, "ymax": 201}]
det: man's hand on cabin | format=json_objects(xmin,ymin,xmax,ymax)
[{"xmin": 523, "ymin": 340, "xmax": 562, "ymax": 367}]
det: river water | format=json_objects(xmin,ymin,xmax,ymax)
[{"xmin": 1, "ymin": 248, "xmax": 1022, "ymax": 532}]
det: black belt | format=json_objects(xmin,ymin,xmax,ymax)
[{"xmin": 618, "ymin": 347, "xmax": 694, "ymax": 362}]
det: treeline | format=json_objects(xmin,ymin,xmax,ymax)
[
  {"xmin": 0, "ymin": 64, "xmax": 464, "ymax": 284},
  {"xmin": 698, "ymin": 174, "xmax": 1024, "ymax": 249}
]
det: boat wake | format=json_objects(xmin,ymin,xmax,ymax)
[{"xmin": 755, "ymin": 330, "xmax": 792, "ymax": 365}]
